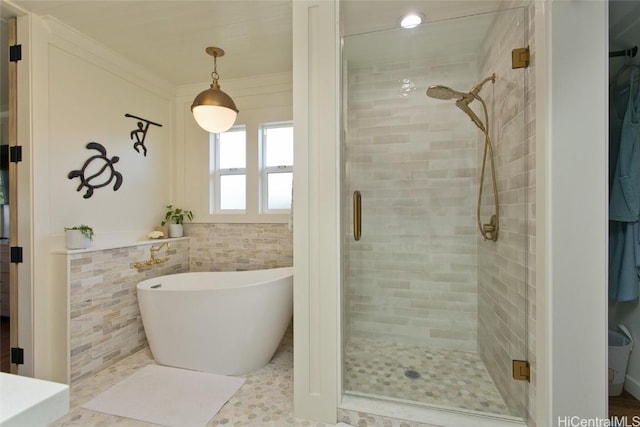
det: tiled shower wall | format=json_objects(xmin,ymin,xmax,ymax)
[
  {"xmin": 68, "ymin": 239, "xmax": 189, "ymax": 384},
  {"xmin": 344, "ymin": 54, "xmax": 480, "ymax": 351},
  {"xmin": 186, "ymin": 223, "xmax": 293, "ymax": 271},
  {"xmin": 476, "ymin": 6, "xmax": 532, "ymax": 419}
]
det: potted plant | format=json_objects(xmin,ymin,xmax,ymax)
[
  {"xmin": 64, "ymin": 224, "xmax": 94, "ymax": 249},
  {"xmin": 161, "ymin": 205, "xmax": 193, "ymax": 238}
]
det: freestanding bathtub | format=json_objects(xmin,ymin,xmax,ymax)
[{"xmin": 137, "ymin": 267, "xmax": 293, "ymax": 375}]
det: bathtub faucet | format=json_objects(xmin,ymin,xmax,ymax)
[
  {"xmin": 133, "ymin": 242, "xmax": 171, "ymax": 268},
  {"xmin": 150, "ymin": 242, "xmax": 171, "ymax": 260}
]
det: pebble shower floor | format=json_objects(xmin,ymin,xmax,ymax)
[{"xmin": 343, "ymin": 337, "xmax": 510, "ymax": 416}]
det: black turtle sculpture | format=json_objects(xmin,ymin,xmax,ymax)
[{"xmin": 68, "ymin": 142, "xmax": 123, "ymax": 199}]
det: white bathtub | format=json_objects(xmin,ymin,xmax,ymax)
[{"xmin": 137, "ymin": 267, "xmax": 293, "ymax": 375}]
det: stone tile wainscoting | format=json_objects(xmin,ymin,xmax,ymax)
[
  {"xmin": 58, "ymin": 222, "xmax": 293, "ymax": 386},
  {"xmin": 187, "ymin": 223, "xmax": 293, "ymax": 272},
  {"xmin": 62, "ymin": 239, "xmax": 190, "ymax": 384}
]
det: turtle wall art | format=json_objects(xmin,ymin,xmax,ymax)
[
  {"xmin": 124, "ymin": 113, "xmax": 163, "ymax": 157},
  {"xmin": 68, "ymin": 142, "xmax": 123, "ymax": 199}
]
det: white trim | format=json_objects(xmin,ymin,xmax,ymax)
[
  {"xmin": 211, "ymin": 126, "xmax": 248, "ymax": 213},
  {"xmin": 542, "ymin": 0, "xmax": 608, "ymax": 423},
  {"xmin": 260, "ymin": 121, "xmax": 293, "ymax": 214},
  {"xmin": 16, "ymin": 13, "xmax": 34, "ymax": 377},
  {"xmin": 293, "ymin": 0, "xmax": 340, "ymax": 423}
]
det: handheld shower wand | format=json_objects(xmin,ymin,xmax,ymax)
[
  {"xmin": 426, "ymin": 74, "xmax": 499, "ymax": 241},
  {"xmin": 455, "ymin": 98, "xmax": 486, "ymax": 133}
]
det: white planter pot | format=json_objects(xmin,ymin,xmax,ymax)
[
  {"xmin": 65, "ymin": 230, "xmax": 91, "ymax": 250},
  {"xmin": 168, "ymin": 223, "xmax": 183, "ymax": 238}
]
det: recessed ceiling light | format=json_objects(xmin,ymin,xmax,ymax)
[{"xmin": 400, "ymin": 12, "xmax": 425, "ymax": 29}]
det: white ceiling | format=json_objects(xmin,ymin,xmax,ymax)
[
  {"xmin": 3, "ymin": 0, "xmax": 505, "ymax": 87},
  {"xmin": 5, "ymin": 0, "xmax": 294, "ymax": 86}
]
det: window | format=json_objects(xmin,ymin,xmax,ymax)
[
  {"xmin": 210, "ymin": 126, "xmax": 246, "ymax": 213},
  {"xmin": 261, "ymin": 123, "xmax": 293, "ymax": 213},
  {"xmin": 209, "ymin": 121, "xmax": 293, "ymax": 217}
]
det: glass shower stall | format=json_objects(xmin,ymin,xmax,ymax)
[{"xmin": 341, "ymin": 6, "xmax": 529, "ymax": 420}]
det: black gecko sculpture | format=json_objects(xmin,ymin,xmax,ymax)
[
  {"xmin": 68, "ymin": 142, "xmax": 123, "ymax": 199},
  {"xmin": 125, "ymin": 113, "xmax": 162, "ymax": 156}
]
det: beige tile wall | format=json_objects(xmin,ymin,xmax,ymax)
[
  {"xmin": 186, "ymin": 223, "xmax": 293, "ymax": 271},
  {"xmin": 476, "ymin": 5, "xmax": 532, "ymax": 419},
  {"xmin": 69, "ymin": 239, "xmax": 189, "ymax": 384},
  {"xmin": 344, "ymin": 52, "xmax": 480, "ymax": 350}
]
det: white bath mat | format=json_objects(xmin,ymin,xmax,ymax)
[{"xmin": 82, "ymin": 364, "xmax": 245, "ymax": 427}]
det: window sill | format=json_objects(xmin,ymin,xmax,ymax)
[{"xmin": 191, "ymin": 214, "xmax": 290, "ymax": 224}]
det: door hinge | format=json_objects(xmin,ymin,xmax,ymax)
[
  {"xmin": 512, "ymin": 359, "xmax": 531, "ymax": 382},
  {"xmin": 10, "ymin": 246, "xmax": 23, "ymax": 263},
  {"xmin": 10, "ymin": 146, "xmax": 22, "ymax": 163},
  {"xmin": 9, "ymin": 44, "xmax": 22, "ymax": 62},
  {"xmin": 512, "ymin": 47, "xmax": 530, "ymax": 69},
  {"xmin": 11, "ymin": 347, "xmax": 24, "ymax": 365}
]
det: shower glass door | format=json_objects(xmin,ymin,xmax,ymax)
[{"xmin": 341, "ymin": 7, "xmax": 529, "ymax": 419}]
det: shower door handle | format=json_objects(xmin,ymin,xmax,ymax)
[{"xmin": 353, "ymin": 191, "xmax": 361, "ymax": 241}]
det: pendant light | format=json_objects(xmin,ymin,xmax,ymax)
[{"xmin": 191, "ymin": 47, "xmax": 239, "ymax": 133}]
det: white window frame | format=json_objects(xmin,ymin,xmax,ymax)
[
  {"xmin": 210, "ymin": 125, "xmax": 246, "ymax": 214},
  {"xmin": 260, "ymin": 122, "xmax": 294, "ymax": 214},
  {"xmin": 197, "ymin": 104, "xmax": 293, "ymax": 223}
]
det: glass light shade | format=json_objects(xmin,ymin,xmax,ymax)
[
  {"xmin": 399, "ymin": 12, "xmax": 425, "ymax": 29},
  {"xmin": 191, "ymin": 86, "xmax": 239, "ymax": 133}
]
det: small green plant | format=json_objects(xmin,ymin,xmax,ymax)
[
  {"xmin": 161, "ymin": 205, "xmax": 193, "ymax": 225},
  {"xmin": 64, "ymin": 224, "xmax": 94, "ymax": 241}
]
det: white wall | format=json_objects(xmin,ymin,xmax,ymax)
[
  {"xmin": 20, "ymin": 14, "xmax": 176, "ymax": 380},
  {"xmin": 30, "ymin": 17, "xmax": 175, "ymax": 243},
  {"xmin": 539, "ymin": 0, "xmax": 608, "ymax": 423},
  {"xmin": 47, "ymin": 45, "xmax": 172, "ymax": 236}
]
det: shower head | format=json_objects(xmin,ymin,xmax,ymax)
[
  {"xmin": 426, "ymin": 74, "xmax": 496, "ymax": 133},
  {"xmin": 426, "ymin": 85, "xmax": 470, "ymax": 101}
]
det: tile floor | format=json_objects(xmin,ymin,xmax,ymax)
[
  {"xmin": 52, "ymin": 325, "xmax": 333, "ymax": 427},
  {"xmin": 343, "ymin": 337, "xmax": 510, "ymax": 416},
  {"xmin": 51, "ymin": 326, "xmax": 509, "ymax": 427}
]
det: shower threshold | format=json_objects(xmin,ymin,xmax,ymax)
[{"xmin": 339, "ymin": 393, "xmax": 526, "ymax": 427}]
